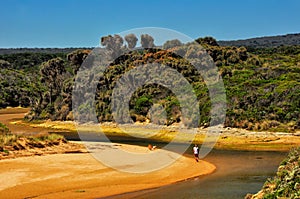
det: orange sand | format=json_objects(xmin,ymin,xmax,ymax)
[{"xmin": 0, "ymin": 145, "xmax": 215, "ymax": 199}]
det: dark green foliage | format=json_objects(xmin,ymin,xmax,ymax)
[
  {"xmin": 93, "ymin": 47, "xmax": 208, "ymax": 127},
  {"xmin": 0, "ymin": 68, "xmax": 43, "ymax": 108},
  {"xmin": 0, "ymin": 48, "xmax": 91, "ymax": 55},
  {"xmin": 40, "ymin": 58, "xmax": 66, "ymax": 105},
  {"xmin": 203, "ymin": 45, "xmax": 251, "ymax": 66},
  {"xmin": 196, "ymin": 36, "xmax": 219, "ymax": 46},
  {"xmin": 0, "ymin": 60, "xmax": 11, "ymax": 68},
  {"xmin": 0, "ymin": 51, "xmax": 69, "ymax": 108},
  {"xmin": 27, "ymin": 50, "xmax": 90, "ymax": 121},
  {"xmin": 0, "ymin": 52, "xmax": 66, "ymax": 72},
  {"xmin": 248, "ymin": 45, "xmax": 300, "ymax": 56},
  {"xmin": 1, "ymin": 35, "xmax": 300, "ymax": 131},
  {"xmin": 67, "ymin": 49, "xmax": 90, "ymax": 74},
  {"xmin": 218, "ymin": 42, "xmax": 300, "ymax": 130}
]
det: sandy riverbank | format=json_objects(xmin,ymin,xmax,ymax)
[
  {"xmin": 0, "ymin": 143, "xmax": 215, "ymax": 199},
  {"xmin": 3, "ymin": 107, "xmax": 299, "ymax": 152},
  {"xmin": 1, "ymin": 107, "xmax": 299, "ymax": 198},
  {"xmin": 0, "ymin": 108, "xmax": 216, "ymax": 198}
]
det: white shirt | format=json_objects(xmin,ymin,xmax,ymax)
[{"xmin": 193, "ymin": 146, "xmax": 199, "ymax": 154}]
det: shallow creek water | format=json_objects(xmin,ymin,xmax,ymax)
[
  {"xmin": 104, "ymin": 149, "xmax": 286, "ymax": 199},
  {"xmin": 55, "ymin": 131, "xmax": 287, "ymax": 199}
]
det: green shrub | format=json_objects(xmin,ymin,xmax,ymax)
[
  {"xmin": 250, "ymin": 148, "xmax": 300, "ymax": 198},
  {"xmin": 0, "ymin": 122, "xmax": 10, "ymax": 133}
]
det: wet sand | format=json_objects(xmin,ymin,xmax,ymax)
[
  {"xmin": 0, "ymin": 108, "xmax": 216, "ymax": 198},
  {"xmin": 0, "ymin": 107, "xmax": 298, "ymax": 198},
  {"xmin": 0, "ymin": 144, "xmax": 215, "ymax": 199}
]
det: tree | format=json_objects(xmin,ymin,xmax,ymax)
[
  {"xmin": 101, "ymin": 34, "xmax": 124, "ymax": 57},
  {"xmin": 101, "ymin": 35, "xmax": 124, "ymax": 50},
  {"xmin": 67, "ymin": 49, "xmax": 91, "ymax": 74},
  {"xmin": 238, "ymin": 46, "xmax": 248, "ymax": 61},
  {"xmin": 0, "ymin": 60, "xmax": 11, "ymax": 68},
  {"xmin": 195, "ymin": 36, "xmax": 219, "ymax": 46},
  {"xmin": 40, "ymin": 58, "xmax": 66, "ymax": 104},
  {"xmin": 125, "ymin": 34, "xmax": 138, "ymax": 49},
  {"xmin": 163, "ymin": 39, "xmax": 183, "ymax": 49},
  {"xmin": 141, "ymin": 34, "xmax": 155, "ymax": 48}
]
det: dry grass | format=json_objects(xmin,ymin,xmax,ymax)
[
  {"xmin": 0, "ymin": 132, "xmax": 65, "ymax": 152},
  {"xmin": 3, "ymin": 106, "xmax": 299, "ymax": 152},
  {"xmin": 0, "ymin": 133, "xmax": 19, "ymax": 148},
  {"xmin": 12, "ymin": 119, "xmax": 300, "ymax": 150}
]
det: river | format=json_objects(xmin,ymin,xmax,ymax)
[
  {"xmin": 103, "ymin": 149, "xmax": 286, "ymax": 199},
  {"xmin": 55, "ymin": 131, "xmax": 287, "ymax": 199}
]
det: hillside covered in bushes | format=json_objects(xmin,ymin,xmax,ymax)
[
  {"xmin": 218, "ymin": 33, "xmax": 300, "ymax": 48},
  {"xmin": 0, "ymin": 35, "xmax": 299, "ymax": 131}
]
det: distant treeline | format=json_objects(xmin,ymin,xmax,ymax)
[
  {"xmin": 218, "ymin": 33, "xmax": 300, "ymax": 48},
  {"xmin": 1, "ymin": 32, "xmax": 300, "ymax": 54},
  {"xmin": 0, "ymin": 48, "xmax": 92, "ymax": 55}
]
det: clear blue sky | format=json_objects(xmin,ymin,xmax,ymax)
[{"xmin": 1, "ymin": 0, "xmax": 300, "ymax": 48}]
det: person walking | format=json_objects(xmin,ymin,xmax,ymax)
[{"xmin": 193, "ymin": 144, "xmax": 199, "ymax": 162}]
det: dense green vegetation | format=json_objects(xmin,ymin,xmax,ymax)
[
  {"xmin": 246, "ymin": 147, "xmax": 300, "ymax": 199},
  {"xmin": 0, "ymin": 52, "xmax": 68, "ymax": 108},
  {"xmin": 0, "ymin": 35, "xmax": 299, "ymax": 131}
]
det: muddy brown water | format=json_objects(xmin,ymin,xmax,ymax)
[
  {"xmin": 55, "ymin": 132, "xmax": 286, "ymax": 199},
  {"xmin": 0, "ymin": 110, "xmax": 289, "ymax": 198},
  {"xmin": 103, "ymin": 149, "xmax": 286, "ymax": 199}
]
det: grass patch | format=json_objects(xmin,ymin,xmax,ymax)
[
  {"xmin": 0, "ymin": 122, "xmax": 17, "ymax": 150},
  {"xmin": 3, "ymin": 149, "xmax": 9, "ymax": 154},
  {"xmin": 0, "ymin": 132, "xmax": 66, "ymax": 152},
  {"xmin": 0, "ymin": 133, "xmax": 19, "ymax": 148},
  {"xmin": 0, "ymin": 122, "xmax": 10, "ymax": 133},
  {"xmin": 33, "ymin": 133, "xmax": 65, "ymax": 142}
]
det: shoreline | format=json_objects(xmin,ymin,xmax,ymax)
[
  {"xmin": 0, "ymin": 108, "xmax": 216, "ymax": 198},
  {"xmin": 10, "ymin": 121, "xmax": 300, "ymax": 152},
  {"xmin": 0, "ymin": 107, "xmax": 297, "ymax": 198},
  {"xmin": 1, "ymin": 107, "xmax": 300, "ymax": 153},
  {"xmin": 0, "ymin": 143, "xmax": 216, "ymax": 199}
]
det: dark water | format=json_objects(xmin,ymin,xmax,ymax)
[{"xmin": 54, "ymin": 132, "xmax": 287, "ymax": 199}]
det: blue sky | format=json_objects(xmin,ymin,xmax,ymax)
[{"xmin": 1, "ymin": 0, "xmax": 300, "ymax": 48}]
